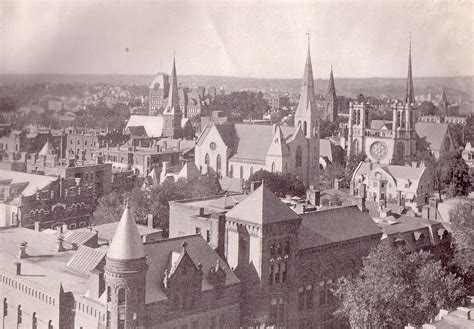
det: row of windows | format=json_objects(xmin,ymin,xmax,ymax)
[
  {"xmin": 171, "ymin": 314, "xmax": 226, "ymax": 329},
  {"xmin": 76, "ymin": 300, "xmax": 103, "ymax": 319},
  {"xmin": 297, "ymin": 280, "xmax": 337, "ymax": 312},
  {"xmin": 1, "ymin": 275, "xmax": 55, "ymax": 305},
  {"xmin": 269, "ymin": 262, "xmax": 287, "ymax": 285},
  {"xmin": 3, "ymin": 299, "xmax": 54, "ymax": 329}
]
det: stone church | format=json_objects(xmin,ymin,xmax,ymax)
[
  {"xmin": 195, "ymin": 39, "xmax": 320, "ymax": 186},
  {"xmin": 347, "ymin": 42, "xmax": 418, "ymax": 164}
]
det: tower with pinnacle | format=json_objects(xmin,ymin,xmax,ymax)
[
  {"xmin": 162, "ymin": 55, "xmax": 183, "ymax": 138},
  {"xmin": 293, "ymin": 33, "xmax": 320, "ymax": 186},
  {"xmin": 325, "ymin": 66, "xmax": 338, "ymax": 122},
  {"xmin": 104, "ymin": 203, "xmax": 147, "ymax": 329}
]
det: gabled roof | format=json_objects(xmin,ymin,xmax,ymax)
[
  {"xmin": 107, "ymin": 204, "xmax": 146, "ymax": 260},
  {"xmin": 225, "ymin": 184, "xmax": 300, "ymax": 225},
  {"xmin": 266, "ymin": 125, "xmax": 290, "ymax": 157},
  {"xmin": 415, "ymin": 122, "xmax": 450, "ymax": 151},
  {"xmin": 126, "ymin": 125, "xmax": 147, "ymax": 137},
  {"xmin": 177, "ymin": 161, "xmax": 201, "ymax": 180},
  {"xmin": 143, "ymin": 235, "xmax": 240, "ymax": 303},
  {"xmin": 298, "ymin": 206, "xmax": 382, "ymax": 250},
  {"xmin": 126, "ymin": 115, "xmax": 164, "ymax": 137},
  {"xmin": 66, "ymin": 245, "xmax": 106, "ymax": 277},
  {"xmin": 38, "ymin": 140, "xmax": 55, "ymax": 156},
  {"xmin": 320, "ymin": 139, "xmax": 344, "ymax": 164},
  {"xmin": 370, "ymin": 120, "xmax": 393, "ymax": 130},
  {"xmin": 0, "ymin": 169, "xmax": 57, "ymax": 197}
]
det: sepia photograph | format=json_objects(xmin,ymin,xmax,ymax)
[{"xmin": 0, "ymin": 0, "xmax": 473, "ymax": 328}]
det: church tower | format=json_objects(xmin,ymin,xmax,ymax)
[
  {"xmin": 162, "ymin": 55, "xmax": 183, "ymax": 138},
  {"xmin": 104, "ymin": 203, "xmax": 147, "ymax": 329},
  {"xmin": 294, "ymin": 34, "xmax": 320, "ymax": 186},
  {"xmin": 391, "ymin": 37, "xmax": 417, "ymax": 163},
  {"xmin": 325, "ymin": 67, "xmax": 338, "ymax": 122}
]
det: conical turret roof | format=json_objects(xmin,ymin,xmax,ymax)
[
  {"xmin": 226, "ymin": 184, "xmax": 300, "ymax": 225},
  {"xmin": 107, "ymin": 203, "xmax": 146, "ymax": 260}
]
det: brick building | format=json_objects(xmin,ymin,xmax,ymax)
[
  {"xmin": 169, "ymin": 184, "xmax": 382, "ymax": 327},
  {"xmin": 0, "ymin": 204, "xmax": 240, "ymax": 329},
  {"xmin": 0, "ymin": 169, "xmax": 95, "ymax": 230}
]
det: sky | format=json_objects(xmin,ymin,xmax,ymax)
[{"xmin": 0, "ymin": 0, "xmax": 472, "ymax": 79}]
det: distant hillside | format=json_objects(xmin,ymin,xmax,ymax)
[{"xmin": 0, "ymin": 74, "xmax": 472, "ymax": 100}]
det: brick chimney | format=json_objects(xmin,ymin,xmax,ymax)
[
  {"xmin": 56, "ymin": 236, "xmax": 65, "ymax": 252},
  {"xmin": 147, "ymin": 214, "xmax": 154, "ymax": 228},
  {"xmin": 18, "ymin": 241, "xmax": 28, "ymax": 259},
  {"xmin": 15, "ymin": 262, "xmax": 21, "ymax": 275}
]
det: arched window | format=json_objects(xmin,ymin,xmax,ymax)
[
  {"xmin": 295, "ymin": 146, "xmax": 303, "ymax": 168},
  {"xmin": 239, "ymin": 166, "xmax": 243, "ymax": 179},
  {"xmin": 204, "ymin": 153, "xmax": 210, "ymax": 166},
  {"xmin": 216, "ymin": 155, "xmax": 221, "ymax": 174},
  {"xmin": 48, "ymin": 320, "xmax": 53, "ymax": 329},
  {"xmin": 33, "ymin": 312, "xmax": 38, "ymax": 329},
  {"xmin": 271, "ymin": 162, "xmax": 276, "ymax": 172},
  {"xmin": 118, "ymin": 288, "xmax": 126, "ymax": 329},
  {"xmin": 3, "ymin": 298, "xmax": 7, "ymax": 317},
  {"xmin": 303, "ymin": 121, "xmax": 307, "ymax": 136},
  {"xmin": 118, "ymin": 288, "xmax": 126, "ymax": 305},
  {"xmin": 229, "ymin": 165, "xmax": 233, "ymax": 178},
  {"xmin": 107, "ymin": 286, "xmax": 111, "ymax": 302},
  {"xmin": 17, "ymin": 305, "xmax": 22, "ymax": 324}
]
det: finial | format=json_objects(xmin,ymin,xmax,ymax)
[{"xmin": 306, "ymin": 29, "xmax": 310, "ymax": 49}]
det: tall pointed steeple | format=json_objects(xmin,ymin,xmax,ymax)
[
  {"xmin": 164, "ymin": 54, "xmax": 181, "ymax": 114},
  {"xmin": 327, "ymin": 66, "xmax": 337, "ymax": 100},
  {"xmin": 295, "ymin": 33, "xmax": 317, "ymax": 118},
  {"xmin": 439, "ymin": 88, "xmax": 449, "ymax": 110},
  {"xmin": 405, "ymin": 35, "xmax": 415, "ymax": 104}
]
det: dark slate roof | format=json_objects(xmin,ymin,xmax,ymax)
[
  {"xmin": 320, "ymin": 139, "xmax": 344, "ymax": 164},
  {"xmin": 298, "ymin": 205, "xmax": 382, "ymax": 250},
  {"xmin": 127, "ymin": 125, "xmax": 147, "ymax": 137},
  {"xmin": 65, "ymin": 245, "xmax": 107, "ymax": 277},
  {"xmin": 143, "ymin": 235, "xmax": 240, "ymax": 303}
]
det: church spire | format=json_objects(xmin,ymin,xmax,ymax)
[
  {"xmin": 164, "ymin": 53, "xmax": 181, "ymax": 114},
  {"xmin": 295, "ymin": 32, "xmax": 317, "ymax": 118},
  {"xmin": 405, "ymin": 34, "xmax": 415, "ymax": 104},
  {"xmin": 327, "ymin": 66, "xmax": 337, "ymax": 100}
]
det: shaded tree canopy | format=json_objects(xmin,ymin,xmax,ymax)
[
  {"xmin": 450, "ymin": 202, "xmax": 474, "ymax": 293},
  {"xmin": 93, "ymin": 175, "xmax": 222, "ymax": 235},
  {"xmin": 334, "ymin": 244, "xmax": 466, "ymax": 328},
  {"xmin": 208, "ymin": 91, "xmax": 269, "ymax": 119},
  {"xmin": 246, "ymin": 170, "xmax": 306, "ymax": 197},
  {"xmin": 342, "ymin": 152, "xmax": 367, "ymax": 187}
]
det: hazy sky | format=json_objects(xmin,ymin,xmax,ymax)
[{"xmin": 1, "ymin": 0, "xmax": 472, "ymax": 78}]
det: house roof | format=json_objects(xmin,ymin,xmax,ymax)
[
  {"xmin": 177, "ymin": 161, "xmax": 201, "ymax": 180},
  {"xmin": 107, "ymin": 204, "xmax": 146, "ymax": 260},
  {"xmin": 320, "ymin": 139, "xmax": 344, "ymax": 164},
  {"xmin": 0, "ymin": 169, "xmax": 57, "ymax": 197},
  {"xmin": 38, "ymin": 140, "xmax": 55, "ymax": 156},
  {"xmin": 298, "ymin": 205, "xmax": 382, "ymax": 250},
  {"xmin": 225, "ymin": 184, "xmax": 300, "ymax": 225},
  {"xmin": 415, "ymin": 122, "xmax": 450, "ymax": 151},
  {"xmin": 126, "ymin": 115, "xmax": 164, "ymax": 137},
  {"xmin": 66, "ymin": 245, "xmax": 107, "ymax": 277},
  {"xmin": 127, "ymin": 126, "xmax": 147, "ymax": 137},
  {"xmin": 143, "ymin": 235, "xmax": 240, "ymax": 303}
]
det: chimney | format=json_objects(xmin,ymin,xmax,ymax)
[
  {"xmin": 56, "ymin": 225, "xmax": 63, "ymax": 234},
  {"xmin": 15, "ymin": 262, "xmax": 21, "ymax": 275},
  {"xmin": 306, "ymin": 188, "xmax": 320, "ymax": 207},
  {"xmin": 62, "ymin": 224, "xmax": 68, "ymax": 233},
  {"xmin": 56, "ymin": 236, "xmax": 65, "ymax": 252},
  {"xmin": 18, "ymin": 241, "xmax": 28, "ymax": 259},
  {"xmin": 421, "ymin": 205, "xmax": 429, "ymax": 220},
  {"xmin": 147, "ymin": 214, "xmax": 154, "ymax": 228},
  {"xmin": 358, "ymin": 183, "xmax": 367, "ymax": 212},
  {"xmin": 177, "ymin": 140, "xmax": 181, "ymax": 152},
  {"xmin": 199, "ymin": 207, "xmax": 205, "ymax": 217},
  {"xmin": 397, "ymin": 191, "xmax": 402, "ymax": 206},
  {"xmin": 34, "ymin": 222, "xmax": 40, "ymax": 232}
]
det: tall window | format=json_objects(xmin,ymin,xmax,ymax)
[
  {"xmin": 306, "ymin": 285, "xmax": 314, "ymax": 309},
  {"xmin": 107, "ymin": 287, "xmax": 111, "ymax": 302},
  {"xmin": 295, "ymin": 146, "xmax": 302, "ymax": 168},
  {"xmin": 32, "ymin": 312, "xmax": 38, "ymax": 329},
  {"xmin": 303, "ymin": 121, "xmax": 307, "ymax": 136},
  {"xmin": 239, "ymin": 166, "xmax": 243, "ymax": 179},
  {"xmin": 216, "ymin": 155, "xmax": 221, "ymax": 175},
  {"xmin": 48, "ymin": 320, "xmax": 53, "ymax": 329},
  {"xmin": 271, "ymin": 162, "xmax": 276, "ymax": 172},
  {"xmin": 118, "ymin": 288, "xmax": 126, "ymax": 329},
  {"xmin": 229, "ymin": 165, "xmax": 233, "ymax": 178},
  {"xmin": 204, "ymin": 153, "xmax": 210, "ymax": 166},
  {"xmin": 17, "ymin": 305, "xmax": 22, "ymax": 325}
]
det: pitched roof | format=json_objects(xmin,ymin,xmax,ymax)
[
  {"xmin": 0, "ymin": 169, "xmax": 57, "ymax": 197},
  {"xmin": 225, "ymin": 184, "xmax": 300, "ymax": 225},
  {"xmin": 266, "ymin": 125, "xmax": 290, "ymax": 157},
  {"xmin": 177, "ymin": 161, "xmax": 201, "ymax": 180},
  {"xmin": 126, "ymin": 115, "xmax": 164, "ymax": 137},
  {"xmin": 415, "ymin": 122, "xmax": 449, "ymax": 151},
  {"xmin": 143, "ymin": 235, "xmax": 240, "ymax": 303},
  {"xmin": 66, "ymin": 245, "xmax": 106, "ymax": 277},
  {"xmin": 107, "ymin": 204, "xmax": 146, "ymax": 260},
  {"xmin": 370, "ymin": 120, "xmax": 393, "ymax": 130},
  {"xmin": 320, "ymin": 139, "xmax": 344, "ymax": 164},
  {"xmin": 295, "ymin": 39, "xmax": 318, "ymax": 119},
  {"xmin": 38, "ymin": 140, "xmax": 55, "ymax": 156},
  {"xmin": 126, "ymin": 125, "xmax": 147, "ymax": 137},
  {"xmin": 298, "ymin": 206, "xmax": 382, "ymax": 250}
]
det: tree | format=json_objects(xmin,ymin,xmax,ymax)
[
  {"xmin": 246, "ymin": 170, "xmax": 306, "ymax": 197},
  {"xmin": 443, "ymin": 151, "xmax": 471, "ymax": 197},
  {"xmin": 333, "ymin": 244, "xmax": 466, "ymax": 328},
  {"xmin": 418, "ymin": 101, "xmax": 438, "ymax": 116},
  {"xmin": 423, "ymin": 155, "xmax": 445, "ymax": 200},
  {"xmin": 342, "ymin": 152, "xmax": 366, "ymax": 188},
  {"xmin": 450, "ymin": 202, "xmax": 474, "ymax": 293},
  {"xmin": 319, "ymin": 119, "xmax": 339, "ymax": 138}
]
